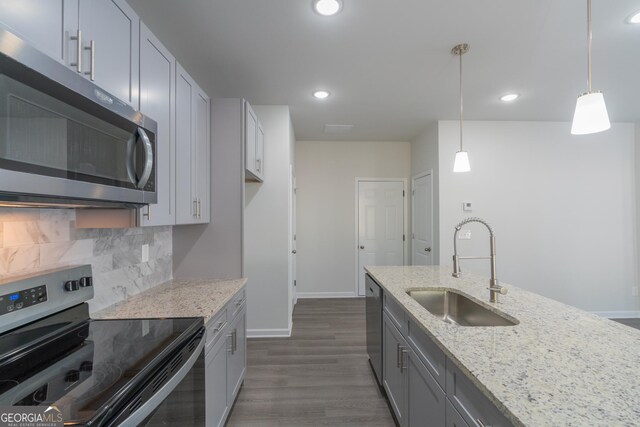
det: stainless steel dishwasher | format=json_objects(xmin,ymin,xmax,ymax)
[{"xmin": 365, "ymin": 274, "xmax": 383, "ymax": 386}]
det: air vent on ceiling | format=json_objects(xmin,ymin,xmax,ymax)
[{"xmin": 323, "ymin": 124, "xmax": 354, "ymax": 135}]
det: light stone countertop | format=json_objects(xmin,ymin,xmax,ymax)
[
  {"xmin": 365, "ymin": 265, "xmax": 640, "ymax": 427},
  {"xmin": 93, "ymin": 277, "xmax": 247, "ymax": 325}
]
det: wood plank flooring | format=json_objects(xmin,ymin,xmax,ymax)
[{"xmin": 226, "ymin": 298, "xmax": 395, "ymax": 426}]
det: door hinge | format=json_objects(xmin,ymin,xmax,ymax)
[
  {"xmin": 403, "ymin": 234, "xmax": 405, "ymax": 242},
  {"xmin": 412, "ymin": 189, "xmax": 415, "ymax": 196},
  {"xmin": 412, "ymin": 233, "xmax": 415, "ymax": 239},
  {"xmin": 402, "ymin": 190, "xmax": 405, "ymax": 197},
  {"xmin": 294, "ymin": 280, "xmax": 297, "ymax": 287}
]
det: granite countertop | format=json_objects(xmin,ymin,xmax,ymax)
[
  {"xmin": 93, "ymin": 277, "xmax": 247, "ymax": 325},
  {"xmin": 365, "ymin": 265, "xmax": 640, "ymax": 427}
]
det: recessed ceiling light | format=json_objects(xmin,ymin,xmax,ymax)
[
  {"xmin": 627, "ymin": 10, "xmax": 640, "ymax": 24},
  {"xmin": 313, "ymin": 90, "xmax": 330, "ymax": 99},
  {"xmin": 313, "ymin": 0, "xmax": 343, "ymax": 16},
  {"xmin": 499, "ymin": 93, "xmax": 520, "ymax": 102}
]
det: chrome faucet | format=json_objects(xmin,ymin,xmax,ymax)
[{"xmin": 452, "ymin": 217, "xmax": 506, "ymax": 303}]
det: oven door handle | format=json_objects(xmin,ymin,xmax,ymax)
[{"xmin": 118, "ymin": 334, "xmax": 205, "ymax": 426}]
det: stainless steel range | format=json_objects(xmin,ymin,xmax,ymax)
[{"xmin": 0, "ymin": 266, "xmax": 205, "ymax": 426}]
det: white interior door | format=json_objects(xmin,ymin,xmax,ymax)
[
  {"xmin": 412, "ymin": 173, "xmax": 433, "ymax": 265},
  {"xmin": 290, "ymin": 168, "xmax": 297, "ymax": 307},
  {"xmin": 357, "ymin": 180, "xmax": 405, "ymax": 296}
]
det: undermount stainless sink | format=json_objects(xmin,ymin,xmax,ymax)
[{"xmin": 407, "ymin": 289, "xmax": 518, "ymax": 327}]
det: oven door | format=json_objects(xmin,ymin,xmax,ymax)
[
  {"xmin": 108, "ymin": 331, "xmax": 206, "ymax": 427},
  {"xmin": 0, "ymin": 28, "xmax": 156, "ymax": 207}
]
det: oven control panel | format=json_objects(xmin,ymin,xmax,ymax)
[{"xmin": 0, "ymin": 285, "xmax": 47, "ymax": 315}]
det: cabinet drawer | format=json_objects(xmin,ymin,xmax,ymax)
[
  {"xmin": 407, "ymin": 318, "xmax": 446, "ymax": 390},
  {"xmin": 229, "ymin": 288, "xmax": 246, "ymax": 319},
  {"xmin": 446, "ymin": 398, "xmax": 470, "ymax": 427},
  {"xmin": 446, "ymin": 361, "xmax": 513, "ymax": 427},
  {"xmin": 206, "ymin": 308, "xmax": 228, "ymax": 352},
  {"xmin": 384, "ymin": 293, "xmax": 406, "ymax": 334}
]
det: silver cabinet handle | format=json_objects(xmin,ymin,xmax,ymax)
[
  {"xmin": 193, "ymin": 199, "xmax": 198, "ymax": 218},
  {"xmin": 396, "ymin": 343, "xmax": 401, "ymax": 368},
  {"xmin": 143, "ymin": 205, "xmax": 151, "ymax": 220},
  {"xmin": 400, "ymin": 347, "xmax": 408, "ymax": 371},
  {"xmin": 476, "ymin": 420, "xmax": 489, "ymax": 427},
  {"xmin": 84, "ymin": 39, "xmax": 95, "ymax": 81},
  {"xmin": 256, "ymin": 158, "xmax": 261, "ymax": 173},
  {"xmin": 198, "ymin": 199, "xmax": 202, "ymax": 219},
  {"xmin": 232, "ymin": 329, "xmax": 237, "ymax": 354},
  {"xmin": 69, "ymin": 30, "xmax": 82, "ymax": 72},
  {"xmin": 425, "ymin": 247, "xmax": 432, "ymax": 252}
]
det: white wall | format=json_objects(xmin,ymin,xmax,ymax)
[
  {"xmin": 438, "ymin": 120, "xmax": 638, "ymax": 313},
  {"xmin": 245, "ymin": 106, "xmax": 294, "ymax": 336},
  {"xmin": 295, "ymin": 140, "xmax": 411, "ymax": 297},
  {"xmin": 411, "ymin": 122, "xmax": 440, "ymax": 264}
]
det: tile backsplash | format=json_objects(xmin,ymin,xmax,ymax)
[{"xmin": 0, "ymin": 208, "xmax": 172, "ymax": 313}]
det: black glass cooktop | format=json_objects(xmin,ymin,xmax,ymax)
[{"xmin": 0, "ymin": 303, "xmax": 202, "ymax": 425}]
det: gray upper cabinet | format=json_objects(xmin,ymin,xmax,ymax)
[
  {"xmin": 77, "ymin": 0, "xmax": 139, "ymax": 107},
  {"xmin": 138, "ymin": 23, "xmax": 175, "ymax": 227},
  {"xmin": 244, "ymin": 101, "xmax": 264, "ymax": 182},
  {"xmin": 0, "ymin": 0, "xmax": 77, "ymax": 63},
  {"xmin": 0, "ymin": 0, "xmax": 139, "ymax": 107},
  {"xmin": 175, "ymin": 63, "xmax": 210, "ymax": 225}
]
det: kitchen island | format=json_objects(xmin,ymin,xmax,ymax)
[{"xmin": 366, "ymin": 265, "xmax": 640, "ymax": 426}]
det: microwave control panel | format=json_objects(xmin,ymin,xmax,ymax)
[{"xmin": 0, "ymin": 285, "xmax": 47, "ymax": 315}]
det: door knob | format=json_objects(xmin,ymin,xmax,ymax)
[
  {"xmin": 425, "ymin": 247, "xmax": 431, "ymax": 252},
  {"xmin": 292, "ymin": 250, "xmax": 297, "ymax": 254},
  {"xmin": 359, "ymin": 245, "xmax": 365, "ymax": 249}
]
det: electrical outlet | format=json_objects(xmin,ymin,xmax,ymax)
[
  {"xmin": 632, "ymin": 286, "xmax": 639, "ymax": 297},
  {"xmin": 458, "ymin": 229, "xmax": 471, "ymax": 240},
  {"xmin": 141, "ymin": 244, "xmax": 149, "ymax": 263}
]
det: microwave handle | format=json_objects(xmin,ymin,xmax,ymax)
[
  {"xmin": 125, "ymin": 128, "xmax": 154, "ymax": 189},
  {"xmin": 136, "ymin": 128, "xmax": 153, "ymax": 189}
]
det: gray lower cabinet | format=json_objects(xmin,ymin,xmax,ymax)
[
  {"xmin": 205, "ymin": 333, "xmax": 229, "ymax": 427},
  {"xmin": 383, "ymin": 312, "xmax": 407, "ymax": 426},
  {"xmin": 407, "ymin": 348, "xmax": 446, "ymax": 426},
  {"xmin": 382, "ymin": 291, "xmax": 514, "ymax": 427},
  {"xmin": 204, "ymin": 289, "xmax": 247, "ymax": 427},
  {"xmin": 446, "ymin": 399, "xmax": 470, "ymax": 427},
  {"xmin": 227, "ymin": 304, "xmax": 247, "ymax": 403}
]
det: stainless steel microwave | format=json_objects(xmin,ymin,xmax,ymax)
[{"xmin": 0, "ymin": 29, "xmax": 157, "ymax": 208}]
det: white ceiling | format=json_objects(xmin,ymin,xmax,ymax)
[{"xmin": 128, "ymin": 0, "xmax": 640, "ymax": 141}]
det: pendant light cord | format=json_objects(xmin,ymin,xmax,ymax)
[
  {"xmin": 459, "ymin": 48, "xmax": 464, "ymax": 152},
  {"xmin": 587, "ymin": 0, "xmax": 592, "ymax": 93}
]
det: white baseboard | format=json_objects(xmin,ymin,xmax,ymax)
[
  {"xmin": 247, "ymin": 327, "xmax": 292, "ymax": 338},
  {"xmin": 296, "ymin": 292, "xmax": 358, "ymax": 299},
  {"xmin": 591, "ymin": 311, "xmax": 640, "ymax": 319}
]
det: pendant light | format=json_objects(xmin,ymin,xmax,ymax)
[
  {"xmin": 452, "ymin": 43, "xmax": 470, "ymax": 173},
  {"xmin": 571, "ymin": 0, "xmax": 610, "ymax": 135}
]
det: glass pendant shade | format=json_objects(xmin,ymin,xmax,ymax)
[
  {"xmin": 453, "ymin": 151, "xmax": 470, "ymax": 173},
  {"xmin": 570, "ymin": 91, "xmax": 611, "ymax": 135}
]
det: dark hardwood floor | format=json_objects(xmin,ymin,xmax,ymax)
[
  {"xmin": 615, "ymin": 318, "xmax": 640, "ymax": 330},
  {"xmin": 226, "ymin": 298, "xmax": 395, "ymax": 426}
]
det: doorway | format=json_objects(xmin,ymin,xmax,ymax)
[
  {"xmin": 411, "ymin": 171, "xmax": 434, "ymax": 266},
  {"xmin": 355, "ymin": 179, "xmax": 406, "ymax": 296}
]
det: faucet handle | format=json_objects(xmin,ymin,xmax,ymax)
[{"xmin": 488, "ymin": 285, "xmax": 507, "ymax": 295}]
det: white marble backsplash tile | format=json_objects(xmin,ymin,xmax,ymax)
[{"xmin": 0, "ymin": 208, "xmax": 172, "ymax": 313}]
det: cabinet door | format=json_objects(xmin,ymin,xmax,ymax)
[
  {"xmin": 407, "ymin": 349, "xmax": 446, "ymax": 427},
  {"xmin": 138, "ymin": 23, "xmax": 175, "ymax": 226},
  {"xmin": 205, "ymin": 333, "xmax": 229, "ymax": 427},
  {"xmin": 78, "ymin": 0, "xmax": 139, "ymax": 107},
  {"xmin": 0, "ymin": 0, "xmax": 77, "ymax": 65},
  {"xmin": 383, "ymin": 312, "xmax": 407, "ymax": 426},
  {"xmin": 194, "ymin": 86, "xmax": 210, "ymax": 223},
  {"xmin": 244, "ymin": 101, "xmax": 258, "ymax": 178},
  {"xmin": 227, "ymin": 305, "xmax": 247, "ymax": 403},
  {"xmin": 175, "ymin": 63, "xmax": 197, "ymax": 225},
  {"xmin": 446, "ymin": 399, "xmax": 470, "ymax": 427},
  {"xmin": 255, "ymin": 121, "xmax": 265, "ymax": 180}
]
